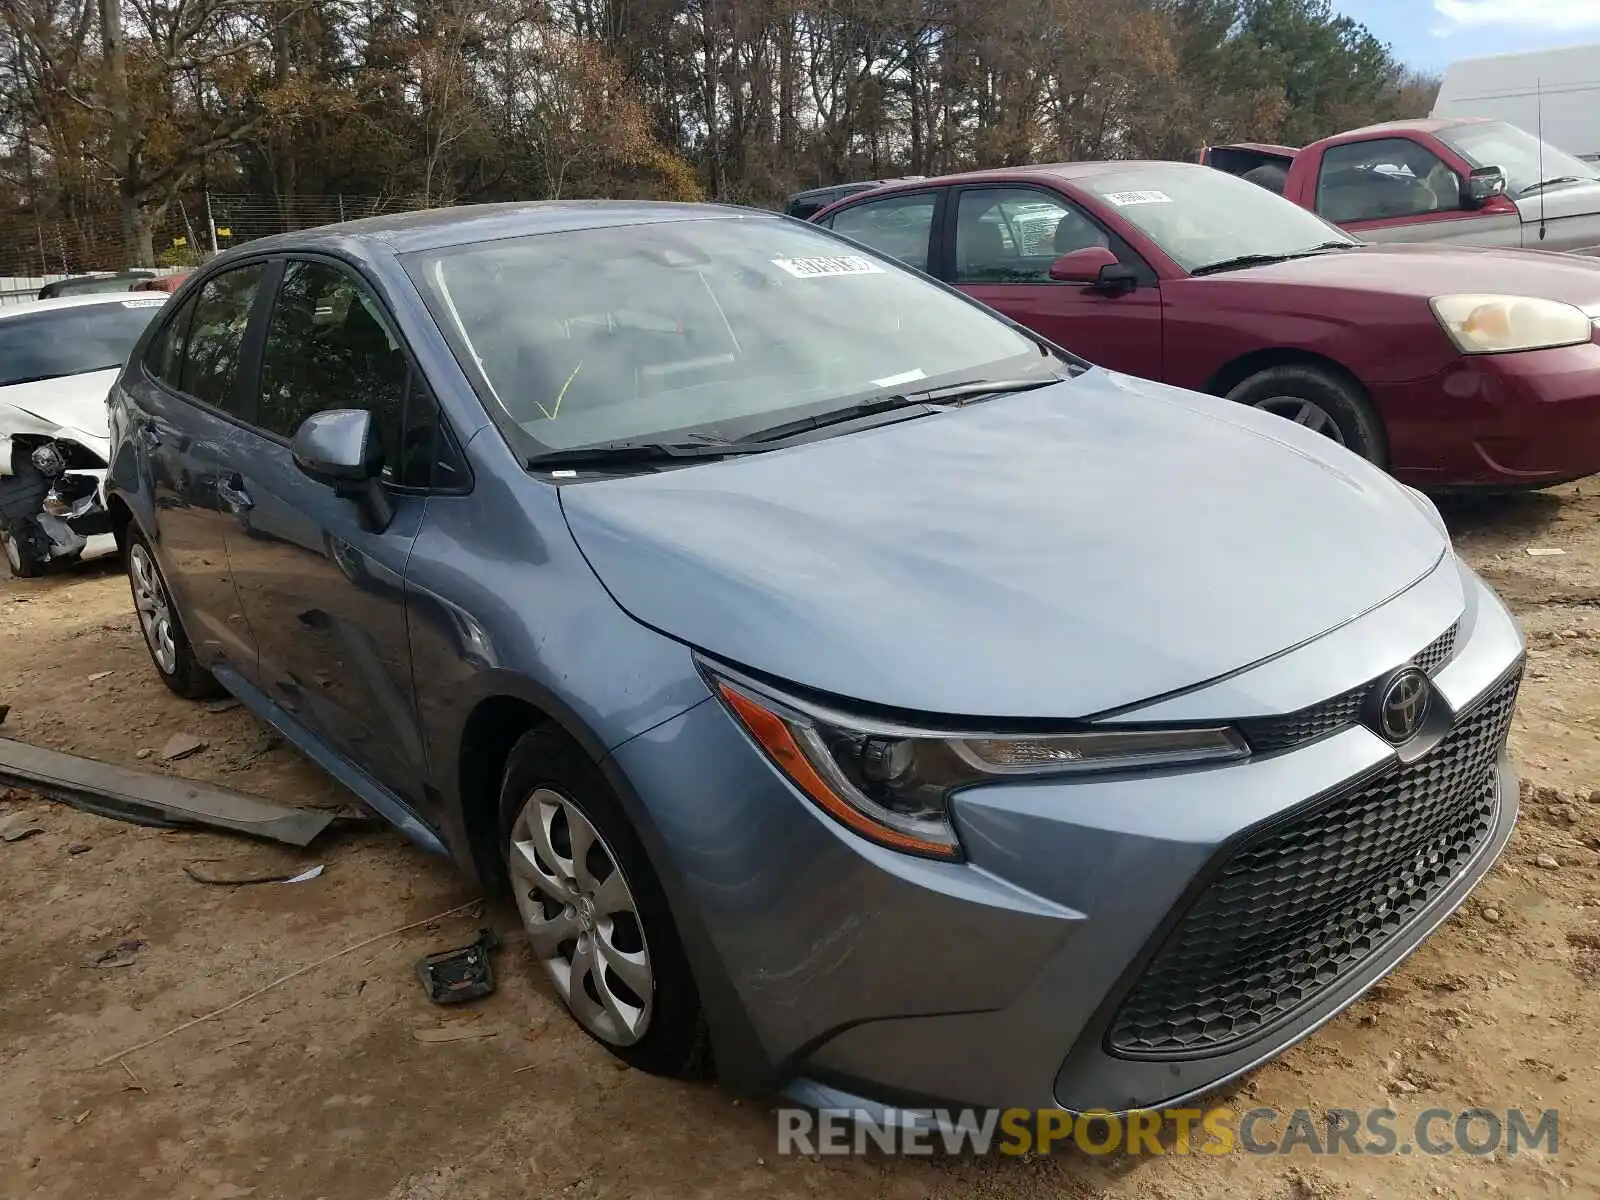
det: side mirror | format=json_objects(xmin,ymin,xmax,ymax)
[
  {"xmin": 292, "ymin": 409, "xmax": 392, "ymax": 532},
  {"xmin": 1049, "ymin": 245, "xmax": 1120, "ymax": 283},
  {"xmin": 1465, "ymin": 165, "xmax": 1508, "ymax": 209}
]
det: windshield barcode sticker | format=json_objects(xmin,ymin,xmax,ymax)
[
  {"xmin": 1104, "ymin": 190, "xmax": 1173, "ymax": 207},
  {"xmin": 771, "ymin": 255, "xmax": 885, "ymax": 278},
  {"xmin": 121, "ymin": 297, "xmax": 166, "ymax": 307}
]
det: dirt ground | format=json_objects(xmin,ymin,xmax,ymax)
[{"xmin": 1, "ymin": 487, "xmax": 1597, "ymax": 1200}]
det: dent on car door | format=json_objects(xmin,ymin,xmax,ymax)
[
  {"xmin": 124, "ymin": 262, "xmax": 269, "ymax": 669},
  {"xmin": 221, "ymin": 257, "xmax": 458, "ymax": 806}
]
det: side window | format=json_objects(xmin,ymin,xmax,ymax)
[
  {"xmin": 257, "ymin": 260, "xmax": 452, "ymax": 489},
  {"xmin": 954, "ymin": 188, "xmax": 1137, "ymax": 284},
  {"xmin": 178, "ymin": 265, "xmax": 266, "ymax": 414},
  {"xmin": 828, "ymin": 193, "xmax": 937, "ymax": 271},
  {"xmin": 1317, "ymin": 138, "xmax": 1462, "ymax": 223},
  {"xmin": 144, "ymin": 294, "xmax": 198, "ymax": 388}
]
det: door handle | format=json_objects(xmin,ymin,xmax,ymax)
[
  {"xmin": 217, "ymin": 473, "xmax": 254, "ymax": 514},
  {"xmin": 139, "ymin": 424, "xmax": 162, "ymax": 449}
]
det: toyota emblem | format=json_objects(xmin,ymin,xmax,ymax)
[{"xmin": 1369, "ymin": 667, "xmax": 1432, "ymax": 744}]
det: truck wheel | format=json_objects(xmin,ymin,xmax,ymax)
[
  {"xmin": 0, "ymin": 450, "xmax": 50, "ymax": 578},
  {"xmin": 1226, "ymin": 365, "xmax": 1388, "ymax": 465}
]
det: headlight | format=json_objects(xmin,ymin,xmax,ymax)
[
  {"xmin": 707, "ymin": 667, "xmax": 1249, "ymax": 861},
  {"xmin": 1430, "ymin": 294, "xmax": 1592, "ymax": 354}
]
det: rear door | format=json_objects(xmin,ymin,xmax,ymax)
[
  {"xmin": 943, "ymin": 184, "xmax": 1162, "ymax": 376},
  {"xmin": 220, "ymin": 256, "xmax": 464, "ymax": 803},
  {"xmin": 122, "ymin": 262, "xmax": 271, "ymax": 670}
]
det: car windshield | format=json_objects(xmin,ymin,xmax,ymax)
[
  {"xmin": 1082, "ymin": 166, "xmax": 1355, "ymax": 274},
  {"xmin": 405, "ymin": 216, "xmax": 1056, "ymax": 454},
  {"xmin": 0, "ymin": 299, "xmax": 165, "ymax": 387},
  {"xmin": 1436, "ymin": 121, "xmax": 1600, "ymax": 197}
]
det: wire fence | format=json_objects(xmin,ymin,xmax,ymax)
[{"xmin": 0, "ymin": 191, "xmax": 435, "ymax": 304}]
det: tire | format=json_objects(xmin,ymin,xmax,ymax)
[
  {"xmin": 0, "ymin": 448, "xmax": 49, "ymax": 579},
  {"xmin": 1226, "ymin": 364, "xmax": 1388, "ymax": 465},
  {"xmin": 125, "ymin": 526, "xmax": 224, "ymax": 699},
  {"xmin": 499, "ymin": 725, "xmax": 709, "ymax": 1077}
]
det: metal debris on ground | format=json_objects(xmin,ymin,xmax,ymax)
[
  {"xmin": 0, "ymin": 811, "xmax": 44, "ymax": 842},
  {"xmin": 0, "ymin": 736, "xmax": 336, "ymax": 847},
  {"xmin": 159, "ymin": 733, "xmax": 208, "ymax": 762},
  {"xmin": 89, "ymin": 939, "xmax": 146, "ymax": 969},
  {"xmin": 1524, "ymin": 547, "xmax": 1567, "ymax": 557},
  {"xmin": 415, "ymin": 928, "xmax": 502, "ymax": 1004},
  {"xmin": 184, "ymin": 861, "xmax": 326, "ymax": 886},
  {"xmin": 87, "ymin": 671, "xmax": 113, "ymax": 683},
  {"xmin": 204, "ymin": 699, "xmax": 243, "ymax": 714}
]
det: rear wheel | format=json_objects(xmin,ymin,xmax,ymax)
[
  {"xmin": 126, "ymin": 527, "xmax": 223, "ymax": 699},
  {"xmin": 1226, "ymin": 364, "xmax": 1387, "ymax": 465},
  {"xmin": 499, "ymin": 726, "xmax": 708, "ymax": 1076}
]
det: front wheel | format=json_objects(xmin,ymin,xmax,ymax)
[
  {"xmin": 1226, "ymin": 364, "xmax": 1388, "ymax": 465},
  {"xmin": 499, "ymin": 726, "xmax": 709, "ymax": 1076},
  {"xmin": 0, "ymin": 450, "xmax": 49, "ymax": 578}
]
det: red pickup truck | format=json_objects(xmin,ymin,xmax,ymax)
[{"xmin": 1206, "ymin": 117, "xmax": 1600, "ymax": 255}]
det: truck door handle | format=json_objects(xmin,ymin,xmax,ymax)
[
  {"xmin": 217, "ymin": 474, "xmax": 254, "ymax": 514},
  {"xmin": 139, "ymin": 425, "xmax": 162, "ymax": 449}
]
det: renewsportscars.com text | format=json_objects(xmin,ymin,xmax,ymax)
[{"xmin": 776, "ymin": 1106, "xmax": 1560, "ymax": 1157}]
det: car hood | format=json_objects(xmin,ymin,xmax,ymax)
[
  {"xmin": 1512, "ymin": 178, "xmax": 1600, "ymax": 223},
  {"xmin": 559, "ymin": 372, "xmax": 1447, "ymax": 719},
  {"xmin": 0, "ymin": 369, "xmax": 115, "ymax": 448},
  {"xmin": 1226, "ymin": 242, "xmax": 1600, "ymax": 310}
]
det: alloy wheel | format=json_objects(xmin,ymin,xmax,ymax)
[
  {"xmin": 1252, "ymin": 395, "xmax": 1347, "ymax": 446},
  {"xmin": 129, "ymin": 542, "xmax": 179, "ymax": 675},
  {"xmin": 508, "ymin": 787, "xmax": 654, "ymax": 1046}
]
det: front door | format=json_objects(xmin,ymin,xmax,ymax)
[
  {"xmin": 946, "ymin": 186, "xmax": 1163, "ymax": 377},
  {"xmin": 123, "ymin": 263, "xmax": 270, "ymax": 671},
  {"xmin": 222, "ymin": 258, "xmax": 441, "ymax": 802}
]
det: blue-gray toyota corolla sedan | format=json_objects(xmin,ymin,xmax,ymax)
[{"xmin": 105, "ymin": 202, "xmax": 1524, "ymax": 1116}]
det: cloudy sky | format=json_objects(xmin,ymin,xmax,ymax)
[{"xmin": 1340, "ymin": 0, "xmax": 1600, "ymax": 70}]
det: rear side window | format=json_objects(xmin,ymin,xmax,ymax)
[
  {"xmin": 145, "ymin": 263, "xmax": 266, "ymax": 417},
  {"xmin": 828, "ymin": 193, "xmax": 937, "ymax": 271}
]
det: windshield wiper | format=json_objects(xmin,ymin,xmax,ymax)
[
  {"xmin": 526, "ymin": 439, "xmax": 762, "ymax": 471},
  {"xmin": 1191, "ymin": 243, "xmax": 1352, "ymax": 277},
  {"xmin": 733, "ymin": 394, "xmax": 935, "ymax": 445},
  {"xmin": 735, "ymin": 378, "xmax": 1061, "ymax": 446},
  {"xmin": 1519, "ymin": 176, "xmax": 1585, "ymax": 197}
]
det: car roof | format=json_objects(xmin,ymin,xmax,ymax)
[
  {"xmin": 0, "ymin": 292, "xmax": 168, "ymax": 321},
  {"xmin": 816, "ymin": 160, "xmax": 1217, "ymax": 205},
  {"xmin": 231, "ymin": 200, "xmax": 769, "ymax": 259},
  {"xmin": 1324, "ymin": 117, "xmax": 1493, "ymax": 141}
]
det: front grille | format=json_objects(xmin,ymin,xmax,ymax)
[
  {"xmin": 1108, "ymin": 667, "xmax": 1519, "ymax": 1058},
  {"xmin": 1240, "ymin": 622, "xmax": 1460, "ymax": 754}
]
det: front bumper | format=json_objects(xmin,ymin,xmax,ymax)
[
  {"xmin": 1377, "ymin": 340, "xmax": 1600, "ymax": 489},
  {"xmin": 610, "ymin": 555, "xmax": 1524, "ymax": 1113}
]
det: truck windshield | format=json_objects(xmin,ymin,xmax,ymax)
[{"xmin": 1438, "ymin": 122, "xmax": 1600, "ymax": 198}]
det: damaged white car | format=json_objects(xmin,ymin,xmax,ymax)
[{"xmin": 0, "ymin": 294, "xmax": 168, "ymax": 577}]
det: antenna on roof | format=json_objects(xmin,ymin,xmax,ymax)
[{"xmin": 1538, "ymin": 77, "xmax": 1547, "ymax": 241}]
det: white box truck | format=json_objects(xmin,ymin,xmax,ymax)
[{"xmin": 1433, "ymin": 43, "xmax": 1600, "ymax": 162}]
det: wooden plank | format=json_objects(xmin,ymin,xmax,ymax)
[{"xmin": 0, "ymin": 737, "xmax": 335, "ymax": 847}]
